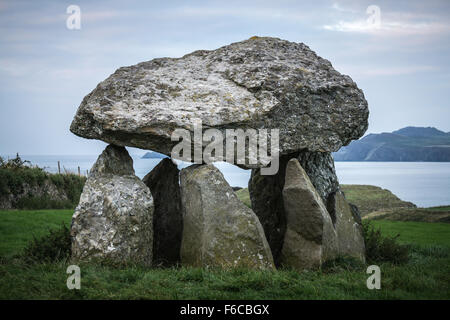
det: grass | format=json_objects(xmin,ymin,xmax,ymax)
[
  {"xmin": 427, "ymin": 206, "xmax": 450, "ymax": 212},
  {"xmin": 0, "ymin": 256, "xmax": 447, "ymax": 300},
  {"xmin": 0, "ymin": 210, "xmax": 72, "ymax": 257},
  {"xmin": 0, "ymin": 210, "xmax": 449, "ymax": 299},
  {"xmin": 371, "ymin": 220, "xmax": 450, "ymax": 247},
  {"xmin": 235, "ymin": 188, "xmax": 251, "ymax": 208}
]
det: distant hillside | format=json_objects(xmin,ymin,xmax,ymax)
[
  {"xmin": 365, "ymin": 206, "xmax": 450, "ymax": 223},
  {"xmin": 340, "ymin": 185, "xmax": 416, "ymax": 216},
  {"xmin": 333, "ymin": 126, "xmax": 450, "ymax": 161},
  {"xmin": 235, "ymin": 185, "xmax": 450, "ymax": 223},
  {"xmin": 141, "ymin": 151, "xmax": 167, "ymax": 159}
]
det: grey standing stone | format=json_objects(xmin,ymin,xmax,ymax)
[
  {"xmin": 328, "ymin": 191, "xmax": 366, "ymax": 262},
  {"xmin": 142, "ymin": 158, "xmax": 183, "ymax": 266},
  {"xmin": 248, "ymin": 150, "xmax": 339, "ymax": 265},
  {"xmin": 280, "ymin": 158, "xmax": 338, "ymax": 270},
  {"xmin": 180, "ymin": 164, "xmax": 274, "ymax": 269},
  {"xmin": 71, "ymin": 145, "xmax": 154, "ymax": 266}
]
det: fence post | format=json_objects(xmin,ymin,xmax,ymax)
[
  {"xmin": 78, "ymin": 166, "xmax": 80, "ymax": 177},
  {"xmin": 58, "ymin": 161, "xmax": 61, "ymax": 174}
]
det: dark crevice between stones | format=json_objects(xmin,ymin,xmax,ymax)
[
  {"xmin": 326, "ymin": 192, "xmax": 337, "ymax": 227},
  {"xmin": 142, "ymin": 158, "xmax": 183, "ymax": 267},
  {"xmin": 249, "ymin": 154, "xmax": 294, "ymax": 267}
]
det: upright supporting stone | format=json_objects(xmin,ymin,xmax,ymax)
[
  {"xmin": 249, "ymin": 151, "xmax": 339, "ymax": 265},
  {"xmin": 180, "ymin": 164, "xmax": 274, "ymax": 269},
  {"xmin": 329, "ymin": 191, "xmax": 365, "ymax": 262},
  {"xmin": 143, "ymin": 158, "xmax": 183, "ymax": 266},
  {"xmin": 280, "ymin": 158, "xmax": 338, "ymax": 270},
  {"xmin": 71, "ymin": 145, "xmax": 154, "ymax": 266}
]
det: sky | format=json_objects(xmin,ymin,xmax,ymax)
[{"xmin": 1, "ymin": 0, "xmax": 449, "ymax": 155}]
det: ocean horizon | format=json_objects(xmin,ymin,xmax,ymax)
[{"xmin": 2, "ymin": 154, "xmax": 450, "ymax": 208}]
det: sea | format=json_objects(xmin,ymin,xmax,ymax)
[{"xmin": 2, "ymin": 154, "xmax": 450, "ymax": 208}]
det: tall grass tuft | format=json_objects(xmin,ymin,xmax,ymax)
[
  {"xmin": 363, "ymin": 221, "xmax": 409, "ymax": 264},
  {"xmin": 21, "ymin": 224, "xmax": 71, "ymax": 263}
]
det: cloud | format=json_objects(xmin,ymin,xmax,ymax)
[
  {"xmin": 157, "ymin": 6, "xmax": 312, "ymax": 23},
  {"xmin": 0, "ymin": 0, "xmax": 8, "ymax": 11},
  {"xmin": 0, "ymin": 58, "xmax": 29, "ymax": 77},
  {"xmin": 324, "ymin": 3, "xmax": 450, "ymax": 36},
  {"xmin": 363, "ymin": 65, "xmax": 437, "ymax": 76},
  {"xmin": 337, "ymin": 64, "xmax": 438, "ymax": 78},
  {"xmin": 330, "ymin": 2, "xmax": 357, "ymax": 13},
  {"xmin": 323, "ymin": 19, "xmax": 450, "ymax": 36},
  {"xmin": 0, "ymin": 8, "xmax": 129, "ymax": 27}
]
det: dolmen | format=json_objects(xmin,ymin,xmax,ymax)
[{"xmin": 70, "ymin": 37, "xmax": 369, "ymax": 270}]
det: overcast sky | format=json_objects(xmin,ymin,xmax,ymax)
[{"xmin": 1, "ymin": 0, "xmax": 449, "ymax": 155}]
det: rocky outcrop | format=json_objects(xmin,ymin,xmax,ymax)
[
  {"xmin": 71, "ymin": 145, "xmax": 154, "ymax": 266},
  {"xmin": 180, "ymin": 164, "xmax": 274, "ymax": 269},
  {"xmin": 143, "ymin": 158, "xmax": 183, "ymax": 266},
  {"xmin": 280, "ymin": 159, "xmax": 338, "ymax": 270},
  {"xmin": 248, "ymin": 150, "xmax": 339, "ymax": 265},
  {"xmin": 70, "ymin": 37, "xmax": 368, "ymax": 168}
]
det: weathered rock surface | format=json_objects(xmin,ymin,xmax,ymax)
[
  {"xmin": 280, "ymin": 159, "xmax": 338, "ymax": 269},
  {"xmin": 329, "ymin": 191, "xmax": 365, "ymax": 261},
  {"xmin": 180, "ymin": 164, "xmax": 274, "ymax": 269},
  {"xmin": 142, "ymin": 158, "xmax": 183, "ymax": 266},
  {"xmin": 70, "ymin": 37, "xmax": 368, "ymax": 167},
  {"xmin": 297, "ymin": 151, "xmax": 339, "ymax": 202},
  {"xmin": 71, "ymin": 145, "xmax": 154, "ymax": 265},
  {"xmin": 248, "ymin": 150, "xmax": 339, "ymax": 265}
]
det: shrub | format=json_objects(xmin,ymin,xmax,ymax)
[
  {"xmin": 363, "ymin": 221, "xmax": 409, "ymax": 264},
  {"xmin": 0, "ymin": 154, "xmax": 86, "ymax": 209},
  {"xmin": 21, "ymin": 224, "xmax": 71, "ymax": 263},
  {"xmin": 16, "ymin": 196, "xmax": 74, "ymax": 210},
  {"xmin": 0, "ymin": 153, "xmax": 31, "ymax": 170}
]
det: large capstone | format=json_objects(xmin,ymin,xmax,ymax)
[
  {"xmin": 179, "ymin": 164, "xmax": 274, "ymax": 269},
  {"xmin": 70, "ymin": 37, "xmax": 368, "ymax": 168},
  {"xmin": 280, "ymin": 158, "xmax": 338, "ymax": 270},
  {"xmin": 142, "ymin": 158, "xmax": 183, "ymax": 266},
  {"xmin": 249, "ymin": 150, "xmax": 339, "ymax": 265},
  {"xmin": 71, "ymin": 144, "xmax": 154, "ymax": 265}
]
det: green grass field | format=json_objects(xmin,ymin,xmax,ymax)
[
  {"xmin": 370, "ymin": 220, "xmax": 450, "ymax": 247},
  {"xmin": 0, "ymin": 210, "xmax": 73, "ymax": 257},
  {"xmin": 0, "ymin": 209, "xmax": 449, "ymax": 300}
]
